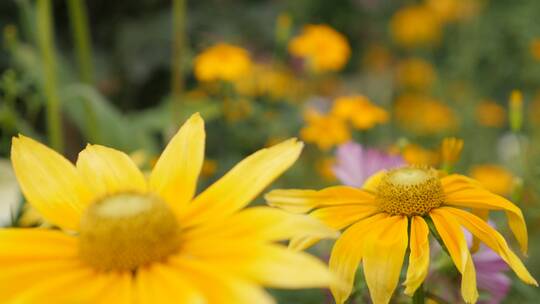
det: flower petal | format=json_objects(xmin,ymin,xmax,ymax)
[
  {"xmin": 10, "ymin": 136, "xmax": 92, "ymax": 230},
  {"xmin": 181, "ymin": 138, "xmax": 303, "ymax": 226},
  {"xmin": 289, "ymin": 204, "xmax": 379, "ymax": 251},
  {"xmin": 265, "ymin": 186, "xmax": 376, "ymax": 214},
  {"xmin": 442, "ymin": 174, "xmax": 528, "ymax": 254},
  {"xmin": 362, "ymin": 215, "xmax": 408, "ymax": 304},
  {"xmin": 182, "ymin": 206, "xmax": 338, "ymax": 244},
  {"xmin": 149, "ymin": 113, "xmax": 205, "ymax": 213},
  {"xmin": 76, "ymin": 144, "xmax": 147, "ymax": 199},
  {"xmin": 329, "ymin": 213, "xmax": 388, "ymax": 304},
  {"xmin": 430, "ymin": 208, "xmax": 479, "ymax": 303},
  {"xmin": 403, "ymin": 216, "xmax": 430, "ymax": 296},
  {"xmin": 442, "ymin": 207, "xmax": 537, "ymax": 286}
]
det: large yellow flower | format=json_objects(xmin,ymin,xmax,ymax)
[
  {"xmin": 2, "ymin": 114, "xmax": 338, "ymax": 303},
  {"xmin": 266, "ymin": 166, "xmax": 537, "ymax": 304}
]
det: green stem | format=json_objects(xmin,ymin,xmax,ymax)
[
  {"xmin": 412, "ymin": 284, "xmax": 425, "ymax": 304},
  {"xmin": 67, "ymin": 0, "xmax": 99, "ymax": 143},
  {"xmin": 171, "ymin": 0, "xmax": 186, "ymax": 124},
  {"xmin": 37, "ymin": 0, "xmax": 63, "ymax": 152}
]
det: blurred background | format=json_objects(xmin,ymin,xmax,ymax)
[{"xmin": 1, "ymin": 0, "xmax": 540, "ymax": 303}]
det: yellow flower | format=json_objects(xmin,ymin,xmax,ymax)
[
  {"xmin": 530, "ymin": 38, "xmax": 540, "ymax": 61},
  {"xmin": 331, "ymin": 96, "xmax": 389, "ymax": 130},
  {"xmin": 470, "ymin": 164, "xmax": 514, "ymax": 197},
  {"xmin": 394, "ymin": 94, "xmax": 458, "ymax": 135},
  {"xmin": 509, "ymin": 90, "xmax": 524, "ymax": 132},
  {"xmin": 300, "ymin": 110, "xmax": 351, "ymax": 150},
  {"xmin": 390, "ymin": 5, "xmax": 442, "ymax": 48},
  {"xmin": 2, "ymin": 114, "xmax": 337, "ymax": 303},
  {"xmin": 194, "ymin": 43, "xmax": 252, "ymax": 82},
  {"xmin": 476, "ymin": 100, "xmax": 506, "ymax": 128},
  {"xmin": 402, "ymin": 144, "xmax": 440, "ymax": 166},
  {"xmin": 289, "ymin": 24, "xmax": 351, "ymax": 73},
  {"xmin": 234, "ymin": 63, "xmax": 301, "ymax": 100},
  {"xmin": 266, "ymin": 167, "xmax": 537, "ymax": 304},
  {"xmin": 395, "ymin": 58, "xmax": 436, "ymax": 91},
  {"xmin": 440, "ymin": 137, "xmax": 464, "ymax": 166}
]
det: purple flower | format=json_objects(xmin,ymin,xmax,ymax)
[{"xmin": 332, "ymin": 141, "xmax": 404, "ymax": 187}]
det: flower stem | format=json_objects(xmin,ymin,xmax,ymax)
[
  {"xmin": 171, "ymin": 0, "xmax": 186, "ymax": 125},
  {"xmin": 67, "ymin": 0, "xmax": 99, "ymax": 143},
  {"xmin": 412, "ymin": 283, "xmax": 425, "ymax": 304},
  {"xmin": 37, "ymin": 0, "xmax": 63, "ymax": 152}
]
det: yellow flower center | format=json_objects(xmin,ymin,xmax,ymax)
[
  {"xmin": 375, "ymin": 167, "xmax": 444, "ymax": 216},
  {"xmin": 79, "ymin": 194, "xmax": 180, "ymax": 271}
]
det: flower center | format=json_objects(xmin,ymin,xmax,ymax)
[
  {"xmin": 79, "ymin": 193, "xmax": 180, "ymax": 271},
  {"xmin": 375, "ymin": 167, "xmax": 444, "ymax": 216}
]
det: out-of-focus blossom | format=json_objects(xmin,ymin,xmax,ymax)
[
  {"xmin": 530, "ymin": 38, "xmax": 540, "ymax": 61},
  {"xmin": 470, "ymin": 164, "xmax": 514, "ymax": 196},
  {"xmin": 402, "ymin": 143, "xmax": 440, "ymax": 166},
  {"xmin": 289, "ymin": 24, "xmax": 351, "ymax": 73},
  {"xmin": 316, "ymin": 157, "xmax": 337, "ymax": 182},
  {"xmin": 0, "ymin": 159, "xmax": 20, "ymax": 226},
  {"xmin": 440, "ymin": 137, "xmax": 464, "ymax": 167},
  {"xmin": 395, "ymin": 57, "xmax": 436, "ymax": 91},
  {"xmin": 234, "ymin": 63, "xmax": 304, "ymax": 100},
  {"xmin": 394, "ymin": 94, "xmax": 458, "ymax": 135},
  {"xmin": 331, "ymin": 95, "xmax": 388, "ymax": 130},
  {"xmin": 390, "ymin": 5, "xmax": 442, "ymax": 48},
  {"xmin": 362, "ymin": 44, "xmax": 393, "ymax": 72},
  {"xmin": 475, "ymin": 246, "xmax": 512, "ymax": 304},
  {"xmin": 509, "ymin": 90, "xmax": 524, "ymax": 133},
  {"xmin": 476, "ymin": 100, "xmax": 506, "ymax": 128},
  {"xmin": 332, "ymin": 142, "xmax": 404, "ymax": 187},
  {"xmin": 194, "ymin": 43, "xmax": 252, "ymax": 82},
  {"xmin": 426, "ymin": 0, "xmax": 484, "ymax": 23},
  {"xmin": 300, "ymin": 110, "xmax": 350, "ymax": 150},
  {"xmin": 529, "ymin": 91, "xmax": 540, "ymax": 126}
]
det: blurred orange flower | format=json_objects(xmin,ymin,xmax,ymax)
[
  {"xmin": 476, "ymin": 100, "xmax": 506, "ymax": 128},
  {"xmin": 394, "ymin": 94, "xmax": 458, "ymax": 135},
  {"xmin": 402, "ymin": 144, "xmax": 440, "ymax": 166},
  {"xmin": 234, "ymin": 63, "xmax": 303, "ymax": 100},
  {"xmin": 289, "ymin": 24, "xmax": 351, "ymax": 73},
  {"xmin": 331, "ymin": 95, "xmax": 388, "ymax": 130},
  {"xmin": 470, "ymin": 164, "xmax": 514, "ymax": 197},
  {"xmin": 390, "ymin": 5, "xmax": 442, "ymax": 48},
  {"xmin": 529, "ymin": 38, "xmax": 540, "ymax": 61},
  {"xmin": 194, "ymin": 43, "xmax": 252, "ymax": 82},
  {"xmin": 300, "ymin": 110, "xmax": 350, "ymax": 150},
  {"xmin": 396, "ymin": 58, "xmax": 436, "ymax": 91},
  {"xmin": 316, "ymin": 157, "xmax": 337, "ymax": 182}
]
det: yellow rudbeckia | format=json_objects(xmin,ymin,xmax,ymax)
[
  {"xmin": 2, "ymin": 113, "xmax": 338, "ymax": 303},
  {"xmin": 266, "ymin": 166, "xmax": 537, "ymax": 304}
]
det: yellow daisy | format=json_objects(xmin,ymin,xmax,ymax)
[
  {"xmin": 266, "ymin": 166, "xmax": 537, "ymax": 304},
  {"xmin": 2, "ymin": 113, "xmax": 338, "ymax": 303}
]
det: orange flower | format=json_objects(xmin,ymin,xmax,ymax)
[
  {"xmin": 331, "ymin": 96, "xmax": 388, "ymax": 130},
  {"xmin": 396, "ymin": 58, "xmax": 436, "ymax": 91},
  {"xmin": 476, "ymin": 100, "xmax": 506, "ymax": 128},
  {"xmin": 194, "ymin": 43, "xmax": 252, "ymax": 82},
  {"xmin": 470, "ymin": 165, "xmax": 514, "ymax": 197},
  {"xmin": 394, "ymin": 94, "xmax": 458, "ymax": 135},
  {"xmin": 390, "ymin": 5, "xmax": 442, "ymax": 48},
  {"xmin": 300, "ymin": 110, "xmax": 350, "ymax": 150}
]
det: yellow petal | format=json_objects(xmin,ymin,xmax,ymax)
[
  {"xmin": 403, "ymin": 216, "xmax": 430, "ymax": 296},
  {"xmin": 76, "ymin": 144, "xmax": 147, "ymax": 199},
  {"xmin": 0, "ymin": 228, "xmax": 78, "ymax": 259},
  {"xmin": 289, "ymin": 204, "xmax": 378, "ymax": 251},
  {"xmin": 362, "ymin": 215, "xmax": 408, "ymax": 304},
  {"xmin": 265, "ymin": 186, "xmax": 376, "ymax": 214},
  {"xmin": 442, "ymin": 174, "xmax": 528, "ymax": 254},
  {"xmin": 11, "ymin": 135, "xmax": 92, "ymax": 230},
  {"xmin": 430, "ymin": 208, "xmax": 479, "ymax": 303},
  {"xmin": 98, "ymin": 273, "xmax": 133, "ymax": 304},
  {"xmin": 149, "ymin": 113, "xmax": 205, "ymax": 213},
  {"xmin": 329, "ymin": 213, "xmax": 388, "ymax": 304},
  {"xmin": 182, "ymin": 206, "xmax": 338, "ymax": 244},
  {"xmin": 181, "ymin": 138, "xmax": 303, "ymax": 226},
  {"xmin": 442, "ymin": 207, "xmax": 537, "ymax": 286},
  {"xmin": 470, "ymin": 209, "xmax": 489, "ymax": 254},
  {"xmin": 171, "ymin": 257, "xmax": 275, "ymax": 304},
  {"xmin": 135, "ymin": 263, "xmax": 204, "ymax": 304},
  {"xmin": 362, "ymin": 169, "xmax": 388, "ymax": 192}
]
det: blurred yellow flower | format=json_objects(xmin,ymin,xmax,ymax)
[
  {"xmin": 316, "ymin": 157, "xmax": 337, "ymax": 182},
  {"xmin": 289, "ymin": 24, "xmax": 351, "ymax": 72},
  {"xmin": 3, "ymin": 114, "xmax": 337, "ymax": 303},
  {"xmin": 390, "ymin": 5, "xmax": 442, "ymax": 48},
  {"xmin": 470, "ymin": 164, "xmax": 514, "ymax": 197},
  {"xmin": 234, "ymin": 63, "xmax": 303, "ymax": 100},
  {"xmin": 440, "ymin": 137, "xmax": 464, "ymax": 167},
  {"xmin": 396, "ymin": 58, "xmax": 436, "ymax": 91},
  {"xmin": 509, "ymin": 90, "xmax": 524, "ymax": 133},
  {"xmin": 300, "ymin": 110, "xmax": 351, "ymax": 150},
  {"xmin": 476, "ymin": 100, "xmax": 506, "ymax": 127},
  {"xmin": 403, "ymin": 144, "xmax": 440, "ymax": 166},
  {"xmin": 529, "ymin": 38, "xmax": 540, "ymax": 61},
  {"xmin": 194, "ymin": 43, "xmax": 252, "ymax": 82},
  {"xmin": 426, "ymin": 0, "xmax": 484, "ymax": 23},
  {"xmin": 331, "ymin": 95, "xmax": 389, "ymax": 130},
  {"xmin": 394, "ymin": 94, "xmax": 458, "ymax": 135}
]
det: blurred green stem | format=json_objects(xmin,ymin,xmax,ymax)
[
  {"xmin": 67, "ymin": 0, "xmax": 99, "ymax": 142},
  {"xmin": 171, "ymin": 0, "xmax": 186, "ymax": 124},
  {"xmin": 37, "ymin": 0, "xmax": 63, "ymax": 152},
  {"xmin": 412, "ymin": 284, "xmax": 425, "ymax": 304}
]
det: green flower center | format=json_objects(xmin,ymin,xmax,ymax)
[{"xmin": 79, "ymin": 194, "xmax": 180, "ymax": 271}]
